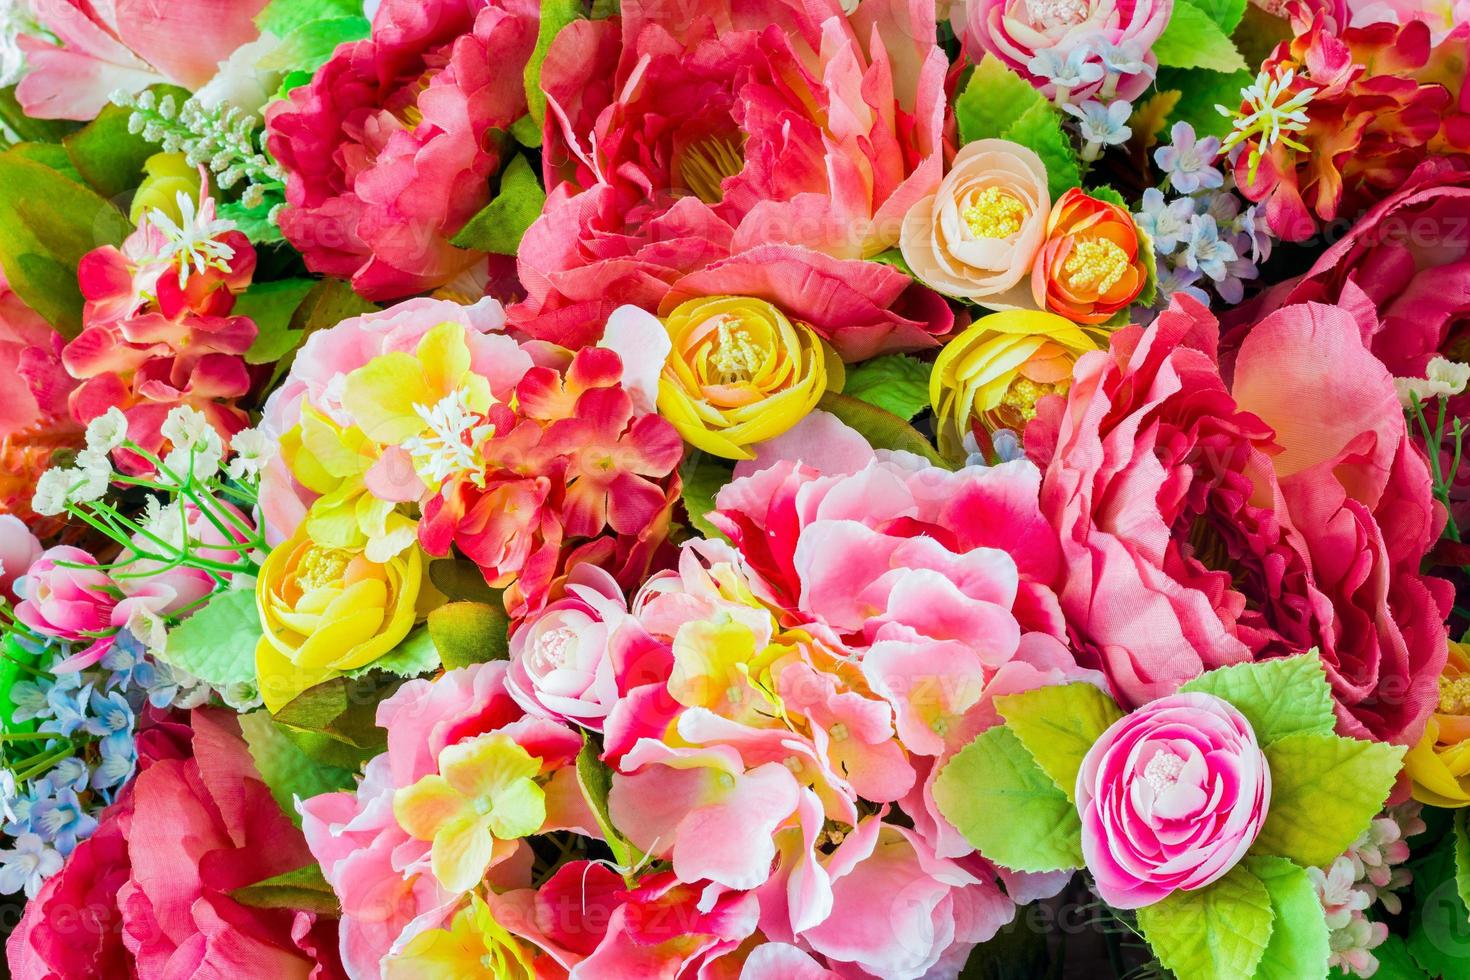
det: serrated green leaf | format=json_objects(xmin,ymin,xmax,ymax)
[
  {"xmin": 817, "ymin": 392, "xmax": 948, "ymax": 468},
  {"xmin": 63, "ymin": 102, "xmax": 158, "ymax": 199},
  {"xmin": 869, "ymin": 248, "xmax": 914, "ymax": 278},
  {"xmin": 239, "ymin": 709, "xmax": 356, "ymax": 825},
  {"xmin": 933, "ymin": 726, "xmax": 1083, "ymax": 873},
  {"xmin": 230, "ymin": 864, "xmax": 340, "ymax": 916},
  {"xmin": 1188, "ymin": 0, "xmax": 1247, "ymax": 31},
  {"xmin": 525, "ymin": 0, "xmax": 582, "ymax": 129},
  {"xmin": 956, "ymin": 56, "xmax": 1048, "ymax": 146},
  {"xmin": 162, "ymin": 588, "xmax": 263, "ymax": 690},
  {"xmin": 1156, "ymin": 0, "xmax": 1249, "ymax": 73},
  {"xmin": 347, "ymin": 627, "xmax": 439, "ymax": 678},
  {"xmin": 256, "ymin": 0, "xmax": 362, "ymax": 35},
  {"xmin": 219, "ymin": 191, "xmax": 286, "ymax": 245},
  {"xmin": 679, "ymin": 452, "xmax": 734, "ymax": 541},
  {"xmin": 1254, "ymin": 732, "xmax": 1404, "ymax": 867},
  {"xmin": 994, "ymin": 683, "xmax": 1122, "ymax": 802},
  {"xmin": 1137, "ymin": 864, "xmax": 1274, "ymax": 980},
  {"xmin": 1160, "ymin": 66, "xmax": 1254, "ymax": 141},
  {"xmin": 1087, "ymin": 185, "xmax": 1127, "ymax": 209},
  {"xmin": 259, "ymin": 16, "xmax": 371, "ymax": 74},
  {"xmin": 1179, "ymin": 655, "xmax": 1337, "ymax": 745},
  {"xmin": 238, "ymin": 278, "xmax": 318, "ymax": 364},
  {"xmin": 450, "ymin": 154, "xmax": 546, "ymax": 255},
  {"xmin": 0, "ymin": 151, "xmax": 130, "ymax": 337},
  {"xmin": 428, "ymin": 601, "xmax": 509, "ymax": 669},
  {"xmin": 1246, "ymin": 856, "xmax": 1329, "ymax": 980},
  {"xmin": 841, "ymin": 354, "xmax": 932, "ymax": 422},
  {"xmin": 1001, "ymin": 102, "xmax": 1081, "ymax": 201},
  {"xmin": 576, "ymin": 735, "xmax": 640, "ymax": 878},
  {"xmin": 1408, "ymin": 832, "xmax": 1470, "ymax": 977},
  {"xmin": 1374, "ymin": 934, "xmax": 1432, "ymax": 980}
]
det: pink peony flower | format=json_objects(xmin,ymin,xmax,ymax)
[
  {"xmin": 951, "ymin": 0, "xmax": 1171, "ymax": 103},
  {"xmin": 0, "ymin": 268, "xmax": 74, "ymax": 441},
  {"xmin": 1029, "ymin": 296, "xmax": 1452, "ymax": 743},
  {"xmin": 0, "ymin": 514, "xmax": 42, "ymax": 603},
  {"xmin": 16, "ymin": 0, "xmax": 269, "ymax": 119},
  {"xmin": 1076, "ymin": 692, "xmax": 1270, "ymax": 908},
  {"xmin": 516, "ymin": 0, "xmax": 954, "ymax": 360},
  {"xmin": 265, "ymin": 0, "xmax": 540, "ymax": 301},
  {"xmin": 6, "ymin": 709, "xmax": 344, "ymax": 979}
]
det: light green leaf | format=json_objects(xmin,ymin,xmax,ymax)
[
  {"xmin": 577, "ymin": 734, "xmax": 640, "ymax": 878},
  {"xmin": 1137, "ymin": 864, "xmax": 1274, "ymax": 980},
  {"xmin": 1189, "ymin": 0, "xmax": 1247, "ymax": 31},
  {"xmin": 524, "ymin": 0, "xmax": 582, "ymax": 129},
  {"xmin": 219, "ymin": 190, "xmax": 286, "ymax": 245},
  {"xmin": 63, "ymin": 101, "xmax": 159, "ymax": 199},
  {"xmin": 238, "ymin": 278, "xmax": 318, "ymax": 364},
  {"xmin": 239, "ymin": 709, "xmax": 356, "ymax": 825},
  {"xmin": 259, "ymin": 16, "xmax": 371, "ymax": 74},
  {"xmin": 679, "ymin": 452, "xmax": 735, "ymax": 541},
  {"xmin": 263, "ymin": 278, "xmax": 379, "ymax": 385},
  {"xmin": 1255, "ymin": 732, "xmax": 1404, "ymax": 867},
  {"xmin": 450, "ymin": 154, "xmax": 547, "ymax": 255},
  {"xmin": 271, "ymin": 672, "xmax": 399, "ymax": 756},
  {"xmin": 1086, "ymin": 185, "xmax": 1127, "ymax": 209},
  {"xmin": 0, "ymin": 151, "xmax": 130, "ymax": 337},
  {"xmin": 428, "ymin": 601, "xmax": 509, "ymax": 670},
  {"xmin": 256, "ymin": 0, "xmax": 362, "ymax": 35},
  {"xmin": 994, "ymin": 683, "xmax": 1123, "ymax": 802},
  {"xmin": 1376, "ymin": 934, "xmax": 1432, "ymax": 980},
  {"xmin": 869, "ymin": 248, "xmax": 914, "ymax": 278},
  {"xmin": 1179, "ymin": 655, "xmax": 1337, "ymax": 745},
  {"xmin": 956, "ymin": 56, "xmax": 1048, "ymax": 146},
  {"xmin": 1001, "ymin": 101, "xmax": 1081, "ymax": 201},
  {"xmin": 1155, "ymin": 0, "xmax": 1249, "ymax": 73},
  {"xmin": 1160, "ymin": 66, "xmax": 1253, "ymax": 141},
  {"xmin": 1246, "ymin": 856, "xmax": 1330, "ymax": 980},
  {"xmin": 230, "ymin": 864, "xmax": 340, "ymax": 915},
  {"xmin": 0, "ymin": 87, "xmax": 77, "ymax": 145},
  {"xmin": 817, "ymin": 392, "xmax": 948, "ymax": 468},
  {"xmin": 163, "ymin": 588, "xmax": 263, "ymax": 690},
  {"xmin": 842, "ymin": 354, "xmax": 932, "ymax": 422},
  {"xmin": 933, "ymin": 726, "xmax": 1083, "ymax": 873},
  {"xmin": 347, "ymin": 627, "xmax": 439, "ymax": 678}
]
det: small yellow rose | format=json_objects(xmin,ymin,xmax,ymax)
[
  {"xmin": 930, "ymin": 309, "xmax": 1097, "ymax": 458},
  {"xmin": 657, "ymin": 296, "xmax": 844, "ymax": 460},
  {"xmin": 1407, "ymin": 641, "xmax": 1470, "ymax": 807},
  {"xmin": 255, "ymin": 524, "xmax": 437, "ymax": 710},
  {"xmin": 129, "ymin": 153, "xmax": 204, "ymax": 227}
]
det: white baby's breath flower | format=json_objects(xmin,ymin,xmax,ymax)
[
  {"xmin": 224, "ymin": 426, "xmax": 272, "ymax": 481},
  {"xmin": 159, "ymin": 405, "xmax": 212, "ymax": 450},
  {"xmin": 1396, "ymin": 356, "xmax": 1470, "ymax": 407},
  {"xmin": 68, "ymin": 459, "xmax": 111, "ymax": 504},
  {"xmin": 84, "ymin": 407, "xmax": 129, "ymax": 455},
  {"xmin": 31, "ymin": 468, "xmax": 70, "ymax": 516},
  {"xmin": 164, "ymin": 425, "xmax": 223, "ymax": 483}
]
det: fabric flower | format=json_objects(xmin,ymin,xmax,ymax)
[
  {"xmin": 1028, "ymin": 296, "xmax": 1452, "ymax": 743},
  {"xmin": 0, "ymin": 514, "xmax": 42, "ymax": 603},
  {"xmin": 1406, "ymin": 640, "xmax": 1470, "ymax": 807},
  {"xmin": 1154, "ymin": 121, "xmax": 1224, "ymax": 194},
  {"xmin": 1077, "ymin": 692, "xmax": 1270, "ymax": 908},
  {"xmin": 1031, "ymin": 188, "xmax": 1149, "ymax": 324},
  {"xmin": 900, "ymin": 139, "xmax": 1051, "ymax": 306}
]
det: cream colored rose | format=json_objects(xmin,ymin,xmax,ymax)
[{"xmin": 899, "ymin": 139, "xmax": 1050, "ymax": 307}]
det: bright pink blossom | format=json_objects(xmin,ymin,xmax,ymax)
[
  {"xmin": 0, "ymin": 268, "xmax": 73, "ymax": 441},
  {"xmin": 1077, "ymin": 693, "xmax": 1270, "ymax": 908},
  {"xmin": 0, "ymin": 514, "xmax": 42, "ymax": 603}
]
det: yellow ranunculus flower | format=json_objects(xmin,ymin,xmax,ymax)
[
  {"xmin": 255, "ymin": 524, "xmax": 436, "ymax": 710},
  {"xmin": 657, "ymin": 296, "xmax": 844, "ymax": 460},
  {"xmin": 1407, "ymin": 641, "xmax": 1470, "ymax": 807},
  {"xmin": 129, "ymin": 153, "xmax": 204, "ymax": 226},
  {"xmin": 384, "ymin": 896, "xmax": 536, "ymax": 980},
  {"xmin": 930, "ymin": 309, "xmax": 1097, "ymax": 459}
]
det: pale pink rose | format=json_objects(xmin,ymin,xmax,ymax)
[
  {"xmin": 0, "ymin": 514, "xmax": 42, "ymax": 603},
  {"xmin": 1077, "ymin": 692, "xmax": 1270, "ymax": 908},
  {"xmin": 900, "ymin": 139, "xmax": 1051, "ymax": 306}
]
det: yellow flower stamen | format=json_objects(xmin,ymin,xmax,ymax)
[
  {"xmin": 1062, "ymin": 237, "xmax": 1130, "ymax": 295},
  {"xmin": 962, "ymin": 187, "xmax": 1028, "ymax": 239},
  {"xmin": 710, "ymin": 318, "xmax": 763, "ymax": 383},
  {"xmin": 1440, "ymin": 675, "xmax": 1470, "ymax": 715},
  {"xmin": 680, "ymin": 135, "xmax": 746, "ymax": 205},
  {"xmin": 298, "ymin": 546, "xmax": 351, "ymax": 591},
  {"xmin": 1001, "ymin": 376, "xmax": 1068, "ymax": 424}
]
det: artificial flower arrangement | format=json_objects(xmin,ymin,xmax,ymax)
[{"xmin": 0, "ymin": 0, "xmax": 1467, "ymax": 976}]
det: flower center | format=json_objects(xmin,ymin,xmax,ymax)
[
  {"xmin": 1440, "ymin": 675, "xmax": 1470, "ymax": 715},
  {"xmin": 1142, "ymin": 751, "xmax": 1186, "ymax": 792},
  {"xmin": 402, "ymin": 389, "xmax": 495, "ymax": 488},
  {"xmin": 1000, "ymin": 376, "xmax": 1067, "ymax": 424},
  {"xmin": 299, "ymin": 546, "xmax": 351, "ymax": 591},
  {"xmin": 679, "ymin": 134, "xmax": 746, "ymax": 205},
  {"xmin": 531, "ymin": 626, "xmax": 577, "ymax": 673},
  {"xmin": 1063, "ymin": 238, "xmax": 1130, "ymax": 295},
  {"xmin": 387, "ymin": 69, "xmax": 439, "ymax": 130},
  {"xmin": 710, "ymin": 319, "xmax": 764, "ymax": 384},
  {"xmin": 1024, "ymin": 0, "xmax": 1091, "ymax": 28},
  {"xmin": 963, "ymin": 187, "xmax": 1028, "ymax": 239}
]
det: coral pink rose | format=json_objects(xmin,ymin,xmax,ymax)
[
  {"xmin": 1029, "ymin": 296, "xmax": 1452, "ymax": 743},
  {"xmin": 6, "ymin": 710, "xmax": 344, "ymax": 979},
  {"xmin": 1077, "ymin": 692, "xmax": 1270, "ymax": 908},
  {"xmin": 265, "ymin": 0, "xmax": 540, "ymax": 301}
]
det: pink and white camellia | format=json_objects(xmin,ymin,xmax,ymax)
[
  {"xmin": 1076, "ymin": 692, "xmax": 1270, "ymax": 909},
  {"xmin": 951, "ymin": 0, "xmax": 1171, "ymax": 103}
]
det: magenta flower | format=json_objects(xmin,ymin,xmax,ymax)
[{"xmin": 1076, "ymin": 692, "xmax": 1270, "ymax": 908}]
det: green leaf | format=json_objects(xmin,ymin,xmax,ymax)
[
  {"xmin": 525, "ymin": 0, "xmax": 582, "ymax": 129},
  {"xmin": 994, "ymin": 682, "xmax": 1123, "ymax": 802},
  {"xmin": 679, "ymin": 452, "xmax": 735, "ymax": 541},
  {"xmin": 162, "ymin": 588, "xmax": 263, "ymax": 691},
  {"xmin": 1188, "ymin": 0, "xmax": 1247, "ymax": 31},
  {"xmin": 1179, "ymin": 655, "xmax": 1337, "ymax": 745},
  {"xmin": 1254, "ymin": 732, "xmax": 1404, "ymax": 867},
  {"xmin": 428, "ymin": 601, "xmax": 509, "ymax": 670},
  {"xmin": 1001, "ymin": 101, "xmax": 1081, "ymax": 201},
  {"xmin": 450, "ymin": 154, "xmax": 546, "ymax": 255},
  {"xmin": 63, "ymin": 102, "xmax": 159, "ymax": 199},
  {"xmin": 1155, "ymin": 0, "xmax": 1249, "ymax": 73},
  {"xmin": 1161, "ymin": 66, "xmax": 1253, "ymax": 141},
  {"xmin": 256, "ymin": 0, "xmax": 362, "ymax": 35},
  {"xmin": 932, "ymin": 726, "xmax": 1083, "ymax": 873},
  {"xmin": 841, "ymin": 354, "xmax": 932, "ymax": 422},
  {"xmin": 230, "ymin": 864, "xmax": 340, "ymax": 916},
  {"xmin": 7, "ymin": 142, "xmax": 80, "ymax": 180},
  {"xmin": 263, "ymin": 278, "xmax": 379, "ymax": 385},
  {"xmin": 239, "ymin": 709, "xmax": 356, "ymax": 825},
  {"xmin": 1408, "ymin": 832, "xmax": 1470, "ymax": 977},
  {"xmin": 956, "ymin": 56, "xmax": 1048, "ymax": 146},
  {"xmin": 1135, "ymin": 223, "xmax": 1158, "ymax": 309},
  {"xmin": 1455, "ymin": 809, "xmax": 1470, "ymax": 919},
  {"xmin": 219, "ymin": 191, "xmax": 286, "ymax": 245},
  {"xmin": 258, "ymin": 17, "xmax": 370, "ymax": 74},
  {"xmin": 1246, "ymin": 856, "xmax": 1329, "ymax": 980},
  {"xmin": 1375, "ymin": 934, "xmax": 1432, "ymax": 980},
  {"xmin": 0, "ymin": 151, "xmax": 131, "ymax": 337},
  {"xmin": 238, "ymin": 278, "xmax": 319, "ymax": 364},
  {"xmin": 1137, "ymin": 864, "xmax": 1274, "ymax": 980},
  {"xmin": 869, "ymin": 248, "xmax": 914, "ymax": 278},
  {"xmin": 576, "ymin": 734, "xmax": 640, "ymax": 876},
  {"xmin": 271, "ymin": 672, "xmax": 401, "ymax": 751},
  {"xmin": 817, "ymin": 392, "xmax": 948, "ymax": 468},
  {"xmin": 0, "ymin": 87, "xmax": 78, "ymax": 145},
  {"xmin": 429, "ymin": 558, "xmax": 504, "ymax": 605},
  {"xmin": 347, "ymin": 627, "xmax": 439, "ymax": 679},
  {"xmin": 0, "ymin": 634, "xmax": 42, "ymax": 734},
  {"xmin": 1087, "ymin": 185, "xmax": 1127, "ymax": 209}
]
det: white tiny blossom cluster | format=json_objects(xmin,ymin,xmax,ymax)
[{"xmin": 1396, "ymin": 356, "xmax": 1470, "ymax": 407}]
